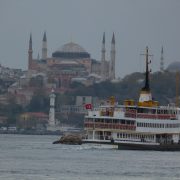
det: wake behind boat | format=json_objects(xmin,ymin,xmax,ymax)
[{"xmin": 83, "ymin": 47, "xmax": 180, "ymax": 151}]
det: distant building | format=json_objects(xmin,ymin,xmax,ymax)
[
  {"xmin": 28, "ymin": 32, "xmax": 116, "ymax": 91},
  {"xmin": 6, "ymin": 32, "xmax": 117, "ymax": 105},
  {"xmin": 18, "ymin": 112, "xmax": 48, "ymax": 129},
  {"xmin": 0, "ymin": 116, "xmax": 8, "ymax": 125},
  {"xmin": 75, "ymin": 96, "xmax": 100, "ymax": 106}
]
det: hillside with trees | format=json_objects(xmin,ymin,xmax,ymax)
[{"xmin": 69, "ymin": 71, "xmax": 178, "ymax": 105}]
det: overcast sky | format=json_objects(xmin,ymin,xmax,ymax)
[{"xmin": 0, "ymin": 0, "xmax": 180, "ymax": 77}]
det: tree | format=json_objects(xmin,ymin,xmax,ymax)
[
  {"xmin": 0, "ymin": 96, "xmax": 23, "ymax": 125},
  {"xmin": 27, "ymin": 88, "xmax": 49, "ymax": 113}
]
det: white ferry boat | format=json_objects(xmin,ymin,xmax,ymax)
[{"xmin": 83, "ymin": 47, "xmax": 180, "ymax": 150}]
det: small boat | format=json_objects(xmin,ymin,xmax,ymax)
[{"xmin": 83, "ymin": 47, "xmax": 180, "ymax": 151}]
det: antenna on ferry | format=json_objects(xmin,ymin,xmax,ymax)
[
  {"xmin": 139, "ymin": 47, "xmax": 154, "ymax": 104},
  {"xmin": 140, "ymin": 46, "xmax": 153, "ymax": 92}
]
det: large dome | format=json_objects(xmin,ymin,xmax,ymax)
[
  {"xmin": 58, "ymin": 42, "xmax": 86, "ymax": 53},
  {"xmin": 52, "ymin": 42, "xmax": 90, "ymax": 59},
  {"xmin": 167, "ymin": 61, "xmax": 180, "ymax": 72}
]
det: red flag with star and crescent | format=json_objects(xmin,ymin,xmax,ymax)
[{"xmin": 85, "ymin": 104, "xmax": 92, "ymax": 110}]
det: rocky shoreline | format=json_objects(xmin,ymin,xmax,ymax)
[{"xmin": 53, "ymin": 134, "xmax": 83, "ymax": 145}]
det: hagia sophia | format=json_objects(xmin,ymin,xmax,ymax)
[{"xmin": 28, "ymin": 32, "xmax": 116, "ymax": 91}]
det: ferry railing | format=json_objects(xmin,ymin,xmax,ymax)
[
  {"xmin": 136, "ymin": 113, "xmax": 177, "ymax": 120},
  {"xmin": 125, "ymin": 110, "xmax": 136, "ymax": 118},
  {"xmin": 84, "ymin": 122, "xmax": 136, "ymax": 131},
  {"xmin": 124, "ymin": 109, "xmax": 177, "ymax": 120}
]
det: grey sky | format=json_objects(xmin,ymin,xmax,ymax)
[{"xmin": 0, "ymin": 0, "xmax": 180, "ymax": 77}]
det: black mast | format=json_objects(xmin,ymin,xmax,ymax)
[{"xmin": 142, "ymin": 46, "xmax": 150, "ymax": 91}]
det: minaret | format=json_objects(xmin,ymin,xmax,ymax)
[
  {"xmin": 160, "ymin": 46, "xmax": 164, "ymax": 72},
  {"xmin": 49, "ymin": 89, "xmax": 56, "ymax": 126},
  {"xmin": 109, "ymin": 32, "xmax": 116, "ymax": 80},
  {"xmin": 42, "ymin": 31, "xmax": 47, "ymax": 59},
  {"xmin": 101, "ymin": 32, "xmax": 106, "ymax": 80},
  {"xmin": 28, "ymin": 33, "xmax": 33, "ymax": 70}
]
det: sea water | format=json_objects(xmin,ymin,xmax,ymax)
[{"xmin": 0, "ymin": 134, "xmax": 180, "ymax": 180}]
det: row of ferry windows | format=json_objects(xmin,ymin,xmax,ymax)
[
  {"xmin": 135, "ymin": 108, "xmax": 177, "ymax": 115},
  {"xmin": 117, "ymin": 133, "xmax": 154, "ymax": 140},
  {"xmin": 137, "ymin": 122, "xmax": 180, "ymax": 128},
  {"xmin": 86, "ymin": 118, "xmax": 135, "ymax": 125}
]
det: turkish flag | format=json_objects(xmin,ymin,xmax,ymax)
[{"xmin": 85, "ymin": 104, "xmax": 92, "ymax": 109}]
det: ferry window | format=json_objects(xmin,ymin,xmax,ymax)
[
  {"xmin": 113, "ymin": 119, "xmax": 118, "ymax": 123},
  {"xmin": 126, "ymin": 121, "xmax": 130, "ymax": 125},
  {"xmin": 137, "ymin": 108, "xmax": 143, "ymax": 113},
  {"xmin": 121, "ymin": 120, "xmax": 125, "ymax": 124},
  {"xmin": 144, "ymin": 109, "xmax": 149, "ymax": 113}
]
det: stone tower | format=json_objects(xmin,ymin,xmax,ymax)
[
  {"xmin": 109, "ymin": 32, "xmax": 116, "ymax": 80},
  {"xmin": 101, "ymin": 32, "xmax": 106, "ymax": 80},
  {"xmin": 42, "ymin": 32, "xmax": 47, "ymax": 59},
  {"xmin": 49, "ymin": 89, "xmax": 56, "ymax": 126},
  {"xmin": 28, "ymin": 33, "xmax": 33, "ymax": 70}
]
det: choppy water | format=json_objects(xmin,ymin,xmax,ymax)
[{"xmin": 0, "ymin": 134, "xmax": 180, "ymax": 180}]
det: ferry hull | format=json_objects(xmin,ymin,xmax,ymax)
[
  {"xmin": 117, "ymin": 143, "xmax": 180, "ymax": 151},
  {"xmin": 83, "ymin": 140, "xmax": 180, "ymax": 151}
]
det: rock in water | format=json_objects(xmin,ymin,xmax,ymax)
[{"xmin": 53, "ymin": 134, "xmax": 82, "ymax": 145}]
